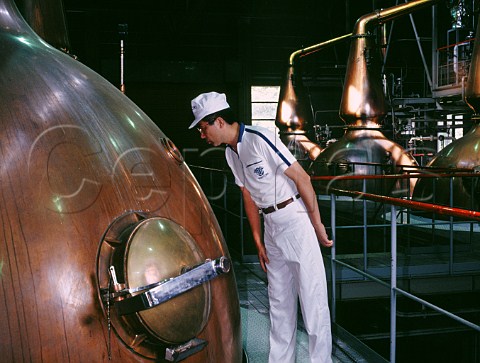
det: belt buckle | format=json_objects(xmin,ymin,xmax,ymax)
[{"xmin": 263, "ymin": 195, "xmax": 298, "ymax": 215}]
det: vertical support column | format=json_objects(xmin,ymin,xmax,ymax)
[
  {"xmin": 449, "ymin": 177, "xmax": 454, "ymax": 273},
  {"xmin": 407, "ymin": 9, "xmax": 433, "ymax": 89},
  {"xmin": 432, "ymin": 4, "xmax": 440, "ymax": 97},
  {"xmin": 223, "ymin": 174, "xmax": 228, "ymax": 248},
  {"xmin": 240, "ymin": 191, "xmax": 245, "ymax": 261},
  {"xmin": 390, "ymin": 204, "xmax": 397, "ymax": 363},
  {"xmin": 363, "ymin": 178, "xmax": 368, "ymax": 273},
  {"xmin": 118, "ymin": 24, "xmax": 128, "ymax": 94},
  {"xmin": 330, "ymin": 194, "xmax": 337, "ymax": 323}
]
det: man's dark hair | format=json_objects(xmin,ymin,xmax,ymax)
[{"xmin": 203, "ymin": 108, "xmax": 236, "ymax": 125}]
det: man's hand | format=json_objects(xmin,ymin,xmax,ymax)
[
  {"xmin": 284, "ymin": 162, "xmax": 333, "ymax": 247},
  {"xmin": 314, "ymin": 223, "xmax": 333, "ymax": 248},
  {"xmin": 257, "ymin": 244, "xmax": 270, "ymax": 272},
  {"xmin": 317, "ymin": 236, "xmax": 333, "ymax": 248}
]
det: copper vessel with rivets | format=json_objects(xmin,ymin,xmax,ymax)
[{"xmin": 0, "ymin": 0, "xmax": 241, "ymax": 361}]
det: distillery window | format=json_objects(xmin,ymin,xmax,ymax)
[{"xmin": 251, "ymin": 86, "xmax": 280, "ymax": 133}]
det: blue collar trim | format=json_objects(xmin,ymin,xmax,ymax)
[{"xmin": 238, "ymin": 123, "xmax": 245, "ymax": 143}]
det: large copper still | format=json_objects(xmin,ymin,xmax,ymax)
[
  {"xmin": 413, "ymin": 12, "xmax": 480, "ymax": 211},
  {"xmin": 0, "ymin": 1, "xmax": 241, "ymax": 362},
  {"xmin": 312, "ymin": 0, "xmax": 439, "ymax": 197},
  {"xmin": 275, "ymin": 34, "xmax": 352, "ymax": 167}
]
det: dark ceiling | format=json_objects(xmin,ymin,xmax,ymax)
[
  {"xmin": 20, "ymin": 1, "xmax": 461, "ymax": 153},
  {"xmin": 60, "ymin": 1, "xmax": 454, "ymax": 83}
]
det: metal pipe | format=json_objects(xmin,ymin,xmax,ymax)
[
  {"xmin": 288, "ymin": 33, "xmax": 352, "ymax": 66},
  {"xmin": 316, "ymin": 185, "xmax": 480, "ymax": 221},
  {"xmin": 355, "ymin": 0, "xmax": 439, "ymax": 33},
  {"xmin": 312, "ymin": 171, "xmax": 479, "ymax": 180},
  {"xmin": 408, "ymin": 135, "xmax": 455, "ymax": 143}
]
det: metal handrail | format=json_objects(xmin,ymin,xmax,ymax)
[
  {"xmin": 326, "ymin": 183, "xmax": 480, "ymax": 363},
  {"xmin": 189, "ymin": 164, "xmax": 480, "ymax": 361},
  {"xmin": 313, "ymin": 159, "xmax": 476, "ymax": 172},
  {"xmin": 322, "ymin": 186, "xmax": 480, "ymax": 221},
  {"xmin": 312, "ymin": 172, "xmax": 479, "ymax": 180}
]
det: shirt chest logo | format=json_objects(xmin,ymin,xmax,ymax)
[{"xmin": 253, "ymin": 166, "xmax": 265, "ymax": 177}]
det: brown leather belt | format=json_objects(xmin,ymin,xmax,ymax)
[{"xmin": 261, "ymin": 194, "xmax": 300, "ymax": 214}]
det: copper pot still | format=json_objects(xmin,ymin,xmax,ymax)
[
  {"xmin": 313, "ymin": 0, "xmax": 439, "ymax": 198},
  {"xmin": 275, "ymin": 34, "xmax": 352, "ymax": 168},
  {"xmin": 0, "ymin": 1, "xmax": 241, "ymax": 362},
  {"xmin": 413, "ymin": 12, "xmax": 480, "ymax": 211},
  {"xmin": 275, "ymin": 65, "xmax": 321, "ymax": 167}
]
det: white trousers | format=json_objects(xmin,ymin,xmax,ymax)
[{"xmin": 263, "ymin": 199, "xmax": 332, "ymax": 363}]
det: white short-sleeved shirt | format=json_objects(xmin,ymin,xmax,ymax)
[{"xmin": 225, "ymin": 123, "xmax": 298, "ymax": 208}]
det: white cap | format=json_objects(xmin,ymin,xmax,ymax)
[{"xmin": 189, "ymin": 92, "xmax": 230, "ymax": 129}]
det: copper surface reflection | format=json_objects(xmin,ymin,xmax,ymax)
[
  {"xmin": 126, "ymin": 218, "xmax": 210, "ymax": 345},
  {"xmin": 0, "ymin": 1, "xmax": 241, "ymax": 361}
]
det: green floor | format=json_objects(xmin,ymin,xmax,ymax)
[
  {"xmin": 241, "ymin": 307, "xmax": 312, "ymax": 362},
  {"xmin": 237, "ymin": 261, "xmax": 386, "ymax": 363}
]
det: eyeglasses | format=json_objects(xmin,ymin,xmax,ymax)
[
  {"xmin": 197, "ymin": 124, "xmax": 209, "ymax": 134},
  {"xmin": 196, "ymin": 119, "xmax": 216, "ymax": 134}
]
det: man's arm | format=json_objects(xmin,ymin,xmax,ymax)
[
  {"xmin": 240, "ymin": 186, "xmax": 270, "ymax": 272},
  {"xmin": 284, "ymin": 161, "xmax": 333, "ymax": 247}
]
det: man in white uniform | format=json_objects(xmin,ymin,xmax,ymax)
[{"xmin": 189, "ymin": 91, "xmax": 333, "ymax": 363}]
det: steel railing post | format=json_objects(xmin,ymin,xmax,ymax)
[
  {"xmin": 390, "ymin": 204, "xmax": 397, "ymax": 363},
  {"xmin": 363, "ymin": 178, "xmax": 368, "ymax": 273},
  {"xmin": 331, "ymin": 193, "xmax": 337, "ymax": 323}
]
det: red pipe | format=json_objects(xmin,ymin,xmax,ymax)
[
  {"xmin": 311, "ymin": 172, "xmax": 479, "ymax": 181},
  {"xmin": 315, "ymin": 186, "xmax": 480, "ymax": 221},
  {"xmin": 437, "ymin": 37, "xmax": 475, "ymax": 51},
  {"xmin": 314, "ymin": 160, "xmax": 475, "ymax": 173}
]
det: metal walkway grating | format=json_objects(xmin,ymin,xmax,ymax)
[{"xmin": 234, "ymin": 261, "xmax": 388, "ymax": 363}]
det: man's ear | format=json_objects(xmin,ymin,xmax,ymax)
[{"xmin": 216, "ymin": 116, "xmax": 226, "ymax": 127}]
